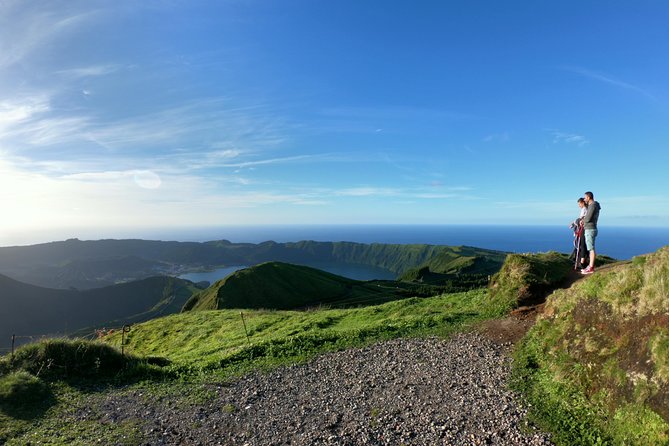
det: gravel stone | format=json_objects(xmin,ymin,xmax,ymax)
[{"xmin": 90, "ymin": 332, "xmax": 553, "ymax": 445}]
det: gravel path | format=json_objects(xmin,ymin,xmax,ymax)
[{"xmin": 90, "ymin": 332, "xmax": 552, "ymax": 445}]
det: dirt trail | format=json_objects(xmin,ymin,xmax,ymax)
[
  {"xmin": 479, "ymin": 263, "xmax": 620, "ymax": 346},
  {"xmin": 480, "ymin": 268, "xmax": 581, "ymax": 345}
]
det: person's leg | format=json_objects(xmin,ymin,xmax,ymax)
[{"xmin": 584, "ymin": 229, "xmax": 597, "ymax": 269}]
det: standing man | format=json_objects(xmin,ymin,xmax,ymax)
[{"xmin": 581, "ymin": 191, "xmax": 601, "ymax": 274}]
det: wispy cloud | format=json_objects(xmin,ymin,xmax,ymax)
[
  {"xmin": 320, "ymin": 105, "xmax": 475, "ymax": 121},
  {"xmin": 62, "ymin": 169, "xmax": 162, "ymax": 189},
  {"xmin": 562, "ymin": 66, "xmax": 655, "ymax": 100},
  {"xmin": 333, "ymin": 185, "xmax": 473, "ymax": 200},
  {"xmin": 335, "ymin": 187, "xmax": 400, "ymax": 197},
  {"xmin": 0, "ymin": 3, "xmax": 99, "ymax": 70},
  {"xmin": 56, "ymin": 64, "xmax": 121, "ymax": 78},
  {"xmin": 310, "ymin": 105, "xmax": 476, "ymax": 135},
  {"xmin": 87, "ymin": 100, "xmax": 290, "ymax": 152},
  {"xmin": 483, "ymin": 132, "xmax": 510, "ymax": 143},
  {"xmin": 0, "ymin": 96, "xmax": 50, "ymax": 134},
  {"xmin": 548, "ymin": 129, "xmax": 589, "ymax": 147},
  {"xmin": 218, "ymin": 153, "xmax": 343, "ymax": 169},
  {"xmin": 0, "ymin": 92, "xmax": 290, "ymax": 160}
]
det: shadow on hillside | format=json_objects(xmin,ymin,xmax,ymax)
[
  {"xmin": 520, "ymin": 260, "xmax": 625, "ymax": 310},
  {"xmin": 0, "ymin": 382, "xmax": 57, "ymax": 421}
]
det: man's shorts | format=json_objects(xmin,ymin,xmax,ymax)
[{"xmin": 585, "ymin": 228, "xmax": 598, "ymax": 251}]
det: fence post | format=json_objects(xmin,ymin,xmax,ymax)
[
  {"xmin": 121, "ymin": 325, "xmax": 131, "ymax": 356},
  {"xmin": 240, "ymin": 312, "xmax": 251, "ymax": 346},
  {"xmin": 11, "ymin": 334, "xmax": 15, "ymax": 364}
]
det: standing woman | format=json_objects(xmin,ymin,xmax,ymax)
[{"xmin": 570, "ymin": 197, "xmax": 589, "ymax": 269}]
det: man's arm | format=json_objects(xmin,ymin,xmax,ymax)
[{"xmin": 582, "ymin": 204, "xmax": 595, "ymax": 225}]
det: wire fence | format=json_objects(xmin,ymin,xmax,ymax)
[
  {"xmin": 3, "ymin": 324, "xmax": 134, "ymax": 364},
  {"xmin": 3, "ymin": 311, "xmax": 253, "ymax": 367}
]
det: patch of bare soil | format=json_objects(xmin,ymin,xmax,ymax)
[
  {"xmin": 479, "ymin": 266, "xmax": 598, "ymax": 346},
  {"xmin": 478, "ymin": 305, "xmax": 543, "ymax": 346}
]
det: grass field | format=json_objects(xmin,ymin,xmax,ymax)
[
  {"xmin": 110, "ymin": 288, "xmax": 493, "ymax": 371},
  {"xmin": 0, "ymin": 288, "xmax": 496, "ymax": 444}
]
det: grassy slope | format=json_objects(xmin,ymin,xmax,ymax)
[
  {"xmin": 182, "ymin": 261, "xmax": 471, "ymax": 312},
  {"xmin": 305, "ymin": 242, "xmax": 507, "ymax": 275},
  {"xmin": 109, "ymin": 289, "xmax": 493, "ymax": 369},
  {"xmin": 184, "ymin": 262, "xmax": 359, "ymax": 310},
  {"xmin": 1, "ymin": 288, "xmax": 496, "ymax": 444},
  {"xmin": 513, "ymin": 247, "xmax": 669, "ymax": 445},
  {"xmin": 488, "ymin": 251, "xmax": 574, "ymax": 311}
]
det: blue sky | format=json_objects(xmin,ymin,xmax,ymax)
[{"xmin": 1, "ymin": 1, "xmax": 668, "ymax": 244}]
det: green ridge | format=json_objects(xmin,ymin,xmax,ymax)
[
  {"xmin": 182, "ymin": 261, "xmax": 491, "ymax": 312},
  {"xmin": 0, "ymin": 274, "xmax": 200, "ymax": 349},
  {"xmin": 184, "ymin": 262, "xmax": 359, "ymax": 311},
  {"xmin": 0, "ymin": 239, "xmax": 508, "ymax": 289}
]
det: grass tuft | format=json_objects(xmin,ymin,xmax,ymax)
[
  {"xmin": 0, "ymin": 371, "xmax": 50, "ymax": 406},
  {"xmin": 488, "ymin": 251, "xmax": 574, "ymax": 311}
]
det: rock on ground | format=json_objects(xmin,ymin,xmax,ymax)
[{"xmin": 87, "ymin": 331, "xmax": 552, "ymax": 445}]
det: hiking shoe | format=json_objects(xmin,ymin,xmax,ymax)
[{"xmin": 581, "ymin": 266, "xmax": 595, "ymax": 275}]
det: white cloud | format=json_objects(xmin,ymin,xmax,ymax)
[
  {"xmin": 0, "ymin": 93, "xmax": 93, "ymax": 147},
  {"xmin": 0, "ymin": 3, "xmax": 99, "ymax": 70},
  {"xmin": 332, "ymin": 186, "xmax": 473, "ymax": 200},
  {"xmin": 218, "ymin": 154, "xmax": 331, "ymax": 169},
  {"xmin": 413, "ymin": 193, "xmax": 459, "ymax": 199},
  {"xmin": 0, "ymin": 96, "xmax": 50, "ymax": 135},
  {"xmin": 56, "ymin": 64, "xmax": 120, "ymax": 78},
  {"xmin": 335, "ymin": 187, "xmax": 399, "ymax": 197},
  {"xmin": 549, "ymin": 130, "xmax": 589, "ymax": 147},
  {"xmin": 62, "ymin": 169, "xmax": 161, "ymax": 189},
  {"xmin": 483, "ymin": 132, "xmax": 510, "ymax": 143}
]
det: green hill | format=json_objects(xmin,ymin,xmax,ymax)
[
  {"xmin": 185, "ymin": 262, "xmax": 352, "ymax": 310},
  {"xmin": 511, "ymin": 247, "xmax": 669, "ymax": 445},
  {"xmin": 0, "ymin": 274, "xmax": 200, "ymax": 349},
  {"xmin": 182, "ymin": 261, "xmax": 461, "ymax": 311}
]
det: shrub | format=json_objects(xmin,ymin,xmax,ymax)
[
  {"xmin": 8, "ymin": 339, "xmax": 130, "ymax": 379},
  {"xmin": 0, "ymin": 371, "xmax": 50, "ymax": 405},
  {"xmin": 488, "ymin": 252, "xmax": 573, "ymax": 310}
]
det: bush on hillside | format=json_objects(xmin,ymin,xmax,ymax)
[
  {"xmin": 0, "ymin": 371, "xmax": 50, "ymax": 406},
  {"xmin": 5, "ymin": 339, "xmax": 131, "ymax": 379},
  {"xmin": 488, "ymin": 252, "xmax": 573, "ymax": 311}
]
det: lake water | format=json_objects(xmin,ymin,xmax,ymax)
[
  {"xmin": 179, "ymin": 262, "xmax": 396, "ymax": 284},
  {"xmin": 174, "ymin": 225, "xmax": 669, "ymax": 283},
  {"xmin": 178, "ymin": 266, "xmax": 248, "ymax": 284}
]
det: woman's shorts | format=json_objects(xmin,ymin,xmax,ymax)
[{"xmin": 585, "ymin": 229, "xmax": 598, "ymax": 251}]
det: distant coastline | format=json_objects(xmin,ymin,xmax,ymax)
[{"xmin": 3, "ymin": 224, "xmax": 668, "ymax": 260}]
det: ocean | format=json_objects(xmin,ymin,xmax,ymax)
[{"xmin": 169, "ymin": 225, "xmax": 668, "ymax": 260}]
